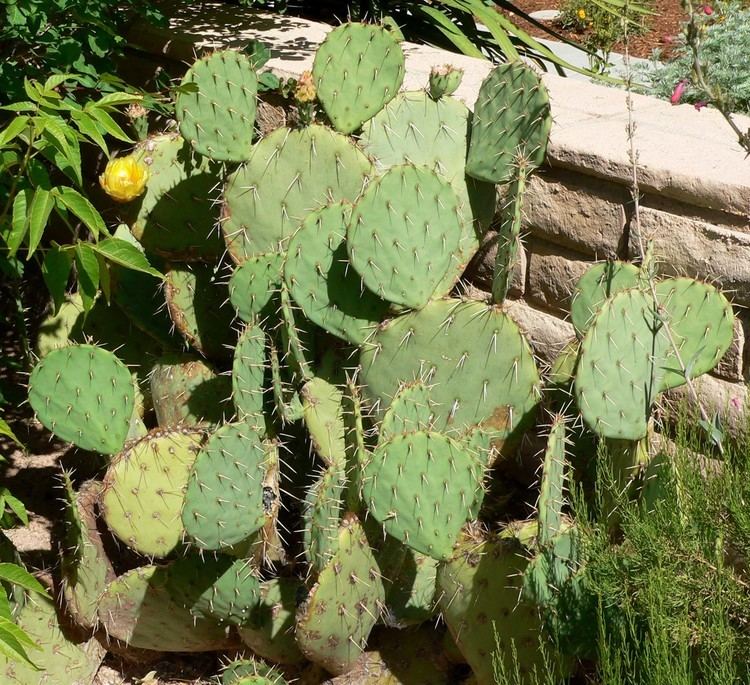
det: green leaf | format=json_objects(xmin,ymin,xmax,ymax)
[
  {"xmin": 0, "ymin": 616, "xmax": 38, "ymax": 652},
  {"xmin": 91, "ymin": 238, "xmax": 163, "ymax": 278},
  {"xmin": 0, "ymin": 564, "xmax": 47, "ymax": 596},
  {"xmin": 6, "ymin": 190, "xmax": 30, "ymax": 258},
  {"xmin": 43, "ymin": 74, "xmax": 74, "ymax": 92},
  {"xmin": 0, "ymin": 116, "xmax": 30, "ymax": 147},
  {"xmin": 23, "ymin": 79, "xmax": 44, "ymax": 104},
  {"xmin": 26, "ymin": 188, "xmax": 55, "ymax": 259},
  {"xmin": 418, "ymin": 6, "xmax": 485, "ymax": 59},
  {"xmin": 54, "ymin": 187, "xmax": 105, "ymax": 238},
  {"xmin": 0, "ymin": 491, "xmax": 28, "ymax": 526},
  {"xmin": 42, "ymin": 246, "xmax": 72, "ymax": 314},
  {"xmin": 0, "ymin": 420, "xmax": 22, "ymax": 449},
  {"xmin": 86, "ymin": 106, "xmax": 132, "ymax": 143},
  {"xmin": 95, "ymin": 92, "xmax": 142, "ymax": 108},
  {"xmin": 0, "ymin": 621, "xmax": 36, "ymax": 666},
  {"xmin": 97, "ymin": 253, "xmax": 111, "ymax": 303},
  {"xmin": 75, "ymin": 243, "xmax": 99, "ymax": 313},
  {"xmin": 70, "ymin": 110, "xmax": 108, "ymax": 154},
  {"xmin": 0, "ymin": 102, "xmax": 37, "ymax": 113}
]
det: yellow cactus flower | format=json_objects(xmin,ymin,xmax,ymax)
[
  {"xmin": 99, "ymin": 155, "xmax": 149, "ymax": 203},
  {"xmin": 577, "ymin": 7, "xmax": 586, "ymax": 19},
  {"xmin": 294, "ymin": 71, "xmax": 317, "ymax": 104}
]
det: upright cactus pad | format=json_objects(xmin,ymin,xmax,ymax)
[
  {"xmin": 575, "ymin": 288, "xmax": 667, "ymax": 440},
  {"xmin": 229, "ymin": 252, "xmax": 284, "ymax": 323},
  {"xmin": 359, "ymin": 91, "xmax": 495, "ymax": 294},
  {"xmin": 312, "ymin": 22, "xmax": 405, "ymax": 134},
  {"xmin": 221, "ymin": 659, "xmax": 288, "ymax": 685},
  {"xmin": 237, "ymin": 577, "xmax": 306, "ymax": 664},
  {"xmin": 360, "ymin": 299, "xmax": 540, "ymax": 445},
  {"xmin": 182, "ymin": 422, "xmax": 271, "ymax": 550},
  {"xmin": 655, "ymin": 277, "xmax": 734, "ymax": 391},
  {"xmin": 361, "ymin": 431, "xmax": 484, "ymax": 559},
  {"xmin": 28, "ymin": 344, "xmax": 134, "ymax": 454},
  {"xmin": 466, "ymin": 63, "xmax": 552, "ymax": 184},
  {"xmin": 97, "ymin": 566, "xmax": 231, "ymax": 651},
  {"xmin": 303, "ymin": 462, "xmax": 347, "ymax": 572},
  {"xmin": 232, "ymin": 322, "xmax": 268, "ymax": 424},
  {"xmin": 165, "ymin": 554, "xmax": 261, "ymax": 625},
  {"xmin": 222, "ymin": 125, "xmax": 372, "ymax": 261},
  {"xmin": 302, "ymin": 376, "xmax": 347, "ymax": 467},
  {"xmin": 379, "ymin": 381, "xmax": 434, "ymax": 442},
  {"xmin": 129, "ymin": 134, "xmax": 224, "ymax": 261},
  {"xmin": 347, "ymin": 165, "xmax": 463, "ymax": 308},
  {"xmin": 101, "ymin": 428, "xmax": 203, "ymax": 557},
  {"xmin": 0, "ymin": 597, "xmax": 105, "ymax": 684},
  {"xmin": 437, "ymin": 525, "xmax": 562, "ymax": 685},
  {"xmin": 296, "ymin": 516, "xmax": 385, "ymax": 674},
  {"xmin": 538, "ymin": 416, "xmax": 567, "ymax": 546},
  {"xmin": 175, "ymin": 49, "xmax": 258, "ymax": 162},
  {"xmin": 383, "ymin": 549, "xmax": 439, "ymax": 626},
  {"xmin": 151, "ymin": 354, "xmax": 231, "ymax": 428},
  {"xmin": 571, "ymin": 261, "xmax": 641, "ymax": 337},
  {"xmin": 165, "ymin": 263, "xmax": 237, "ymax": 360},
  {"xmin": 285, "ymin": 203, "xmax": 389, "ymax": 344}
]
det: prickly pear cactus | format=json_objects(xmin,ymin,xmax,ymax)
[
  {"xmin": 175, "ymin": 49, "xmax": 258, "ymax": 162},
  {"xmin": 313, "ymin": 22, "xmax": 405, "ymax": 134},
  {"xmin": 28, "ymin": 344, "xmax": 134, "ymax": 454}
]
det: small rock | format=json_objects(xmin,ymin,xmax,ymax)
[{"xmin": 529, "ymin": 9, "xmax": 561, "ymax": 21}]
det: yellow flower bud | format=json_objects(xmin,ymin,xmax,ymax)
[
  {"xmin": 294, "ymin": 71, "xmax": 317, "ymax": 104},
  {"xmin": 577, "ymin": 7, "xmax": 586, "ymax": 19},
  {"xmin": 99, "ymin": 155, "xmax": 149, "ymax": 203}
]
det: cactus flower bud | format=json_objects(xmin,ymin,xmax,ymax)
[
  {"xmin": 99, "ymin": 155, "xmax": 149, "ymax": 203},
  {"xmin": 670, "ymin": 79, "xmax": 689, "ymax": 105},
  {"xmin": 294, "ymin": 71, "xmax": 317, "ymax": 103},
  {"xmin": 702, "ymin": 4, "xmax": 714, "ymax": 14}
]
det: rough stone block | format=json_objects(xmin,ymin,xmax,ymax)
[
  {"xmin": 628, "ymin": 207, "xmax": 750, "ymax": 307},
  {"xmin": 526, "ymin": 240, "xmax": 592, "ymax": 316},
  {"xmin": 464, "ymin": 230, "xmax": 526, "ymax": 297},
  {"xmin": 521, "ymin": 168, "xmax": 628, "ymax": 257},
  {"xmin": 713, "ymin": 314, "xmax": 745, "ymax": 383},
  {"xmin": 504, "ymin": 298, "xmax": 575, "ymax": 367}
]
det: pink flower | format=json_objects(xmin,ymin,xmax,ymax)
[
  {"xmin": 694, "ymin": 101, "xmax": 708, "ymax": 110},
  {"xmin": 670, "ymin": 79, "xmax": 689, "ymax": 105},
  {"xmin": 702, "ymin": 4, "xmax": 714, "ymax": 14}
]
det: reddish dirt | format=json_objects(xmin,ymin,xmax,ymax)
[{"xmin": 500, "ymin": 0, "xmax": 689, "ymax": 59}]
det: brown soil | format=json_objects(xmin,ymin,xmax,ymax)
[{"xmin": 501, "ymin": 0, "xmax": 688, "ymax": 59}]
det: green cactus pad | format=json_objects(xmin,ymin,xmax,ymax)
[
  {"xmin": 359, "ymin": 91, "xmax": 495, "ymax": 293},
  {"xmin": 466, "ymin": 63, "xmax": 552, "ymax": 184},
  {"xmin": 296, "ymin": 516, "xmax": 385, "ymax": 674},
  {"xmin": 571, "ymin": 261, "xmax": 641, "ymax": 337},
  {"xmin": 221, "ymin": 659, "xmax": 288, "ymax": 685},
  {"xmin": 0, "ymin": 597, "xmax": 105, "ymax": 684},
  {"xmin": 312, "ymin": 22, "xmax": 405, "ymax": 134},
  {"xmin": 101, "ymin": 428, "xmax": 203, "ymax": 557},
  {"xmin": 237, "ymin": 577, "xmax": 306, "ymax": 664},
  {"xmin": 379, "ymin": 381, "xmax": 434, "ymax": 442},
  {"xmin": 233, "ymin": 322, "xmax": 268, "ymax": 424},
  {"xmin": 175, "ymin": 49, "xmax": 258, "ymax": 162},
  {"xmin": 347, "ymin": 165, "xmax": 463, "ymax": 308},
  {"xmin": 383, "ymin": 549, "xmax": 438, "ymax": 626},
  {"xmin": 360, "ymin": 299, "xmax": 540, "ymax": 446},
  {"xmin": 538, "ymin": 417, "xmax": 567, "ymax": 546},
  {"xmin": 97, "ymin": 566, "xmax": 231, "ymax": 651},
  {"xmin": 151, "ymin": 354, "xmax": 232, "ymax": 428},
  {"xmin": 182, "ymin": 422, "xmax": 270, "ymax": 550},
  {"xmin": 165, "ymin": 554, "xmax": 261, "ymax": 625},
  {"xmin": 285, "ymin": 203, "xmax": 390, "ymax": 344},
  {"xmin": 61, "ymin": 478, "xmax": 115, "ymax": 631},
  {"xmin": 164, "ymin": 263, "xmax": 237, "ymax": 360},
  {"xmin": 130, "ymin": 134, "xmax": 225, "ymax": 261},
  {"xmin": 28, "ymin": 344, "xmax": 134, "ymax": 454},
  {"xmin": 655, "ymin": 277, "xmax": 735, "ymax": 391},
  {"xmin": 229, "ymin": 252, "xmax": 284, "ymax": 323},
  {"xmin": 303, "ymin": 463, "xmax": 347, "ymax": 572},
  {"xmin": 361, "ymin": 431, "xmax": 484, "ymax": 560},
  {"xmin": 437, "ymin": 525, "xmax": 563, "ymax": 685},
  {"xmin": 222, "ymin": 125, "xmax": 372, "ymax": 261},
  {"xmin": 302, "ymin": 376, "xmax": 347, "ymax": 467},
  {"xmin": 575, "ymin": 288, "xmax": 667, "ymax": 440}
]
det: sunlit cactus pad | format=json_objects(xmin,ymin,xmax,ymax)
[
  {"xmin": 175, "ymin": 49, "xmax": 258, "ymax": 162},
  {"xmin": 313, "ymin": 22, "xmax": 405, "ymax": 134},
  {"xmin": 28, "ymin": 344, "xmax": 134, "ymax": 454},
  {"xmin": 101, "ymin": 428, "xmax": 203, "ymax": 557}
]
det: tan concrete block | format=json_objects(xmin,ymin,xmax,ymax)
[
  {"xmin": 526, "ymin": 240, "xmax": 592, "ymax": 316},
  {"xmin": 521, "ymin": 169, "xmax": 628, "ymax": 257},
  {"xmin": 628, "ymin": 207, "xmax": 750, "ymax": 306}
]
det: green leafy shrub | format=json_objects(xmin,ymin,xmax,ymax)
[{"xmin": 636, "ymin": 1, "xmax": 750, "ymax": 114}]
